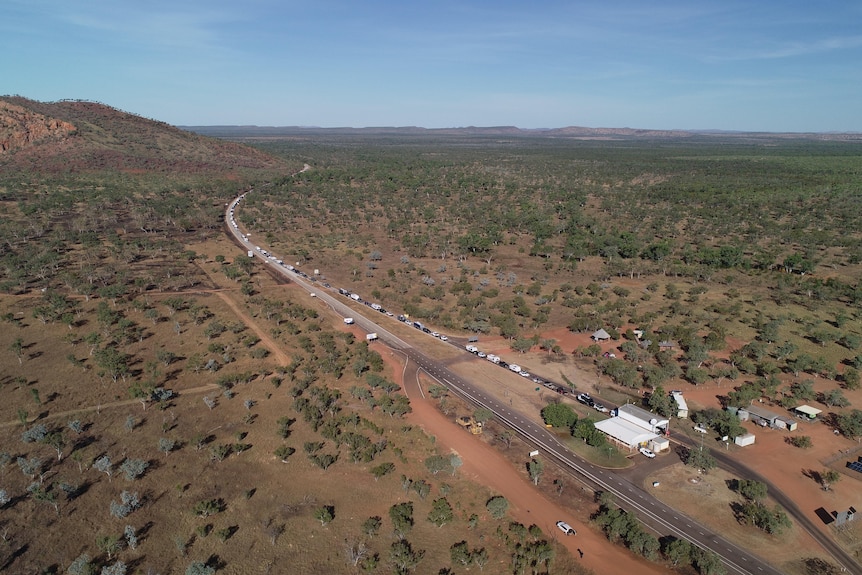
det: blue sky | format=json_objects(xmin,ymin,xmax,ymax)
[{"xmin": 2, "ymin": 1, "xmax": 861, "ymax": 131}]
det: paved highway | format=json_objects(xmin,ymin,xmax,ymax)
[{"xmin": 224, "ymin": 190, "xmax": 859, "ymax": 575}]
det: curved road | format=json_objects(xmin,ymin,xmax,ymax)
[{"xmin": 224, "ymin": 188, "xmax": 859, "ymax": 575}]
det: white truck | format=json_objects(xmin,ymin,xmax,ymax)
[{"xmin": 508, "ymin": 364, "xmax": 522, "ymax": 373}]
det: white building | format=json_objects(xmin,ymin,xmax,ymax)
[
  {"xmin": 671, "ymin": 391, "xmax": 688, "ymax": 419},
  {"xmin": 594, "ymin": 418, "xmax": 658, "ymax": 450},
  {"xmin": 593, "ymin": 403, "xmax": 670, "ymax": 451}
]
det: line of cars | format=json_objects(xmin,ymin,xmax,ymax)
[
  {"xmin": 465, "ymin": 345, "xmax": 574, "ymax": 395},
  {"xmin": 576, "ymin": 393, "xmax": 609, "ymax": 414},
  {"xmin": 334, "ymin": 289, "xmax": 452, "ymax": 342}
]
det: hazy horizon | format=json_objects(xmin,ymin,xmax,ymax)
[{"xmin": 4, "ymin": 1, "xmax": 861, "ymax": 132}]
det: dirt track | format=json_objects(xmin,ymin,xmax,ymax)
[{"xmin": 389, "ymin": 349, "xmax": 667, "ymax": 575}]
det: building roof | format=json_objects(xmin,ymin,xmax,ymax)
[
  {"xmin": 617, "ymin": 403, "xmax": 668, "ymax": 426},
  {"xmin": 742, "ymin": 404, "xmax": 782, "ymax": 421},
  {"xmin": 794, "ymin": 404, "xmax": 822, "ymax": 417},
  {"xmin": 594, "ymin": 418, "xmax": 658, "ymax": 448},
  {"xmin": 591, "ymin": 329, "xmax": 611, "ymax": 340}
]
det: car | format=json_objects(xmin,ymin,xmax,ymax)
[
  {"xmin": 477, "ymin": 351, "xmax": 487, "ymax": 359},
  {"xmin": 431, "ymin": 332, "xmax": 439, "ymax": 338},
  {"xmin": 519, "ymin": 371, "xmax": 530, "ymax": 377},
  {"xmin": 555, "ymin": 521, "xmax": 576, "ymax": 536},
  {"xmin": 576, "ymin": 393, "xmax": 592, "ymax": 405},
  {"xmin": 531, "ymin": 377, "xmax": 544, "ymax": 384},
  {"xmin": 693, "ymin": 425, "xmax": 708, "ymax": 434},
  {"xmin": 439, "ymin": 335, "xmax": 448, "ymax": 341},
  {"xmin": 639, "ymin": 447, "xmax": 656, "ymax": 458},
  {"xmin": 593, "ymin": 403, "xmax": 609, "ymax": 413}
]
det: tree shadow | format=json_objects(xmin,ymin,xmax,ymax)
[
  {"xmin": 728, "ymin": 501, "xmax": 747, "ymax": 525},
  {"xmin": 802, "ymin": 468, "xmax": 823, "ymax": 487},
  {"xmin": 0, "ymin": 543, "xmax": 28, "ymax": 572}
]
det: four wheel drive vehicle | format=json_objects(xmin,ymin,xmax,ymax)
[
  {"xmin": 593, "ymin": 403, "xmax": 609, "ymax": 413},
  {"xmin": 576, "ymin": 393, "xmax": 593, "ymax": 405},
  {"xmin": 693, "ymin": 424, "xmax": 708, "ymax": 434},
  {"xmin": 343, "ymin": 317, "xmax": 355, "ymax": 324},
  {"xmin": 466, "ymin": 345, "xmax": 479, "ymax": 353},
  {"xmin": 556, "ymin": 521, "xmax": 576, "ymax": 535},
  {"xmin": 639, "ymin": 447, "xmax": 656, "ymax": 458},
  {"xmin": 477, "ymin": 351, "xmax": 487, "ymax": 358},
  {"xmin": 508, "ymin": 364, "xmax": 522, "ymax": 373},
  {"xmin": 439, "ymin": 335, "xmax": 448, "ymax": 341},
  {"xmin": 519, "ymin": 371, "xmax": 531, "ymax": 377}
]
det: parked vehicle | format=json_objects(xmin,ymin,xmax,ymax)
[
  {"xmin": 556, "ymin": 521, "xmax": 576, "ymax": 535},
  {"xmin": 693, "ymin": 425, "xmax": 708, "ymax": 434},
  {"xmin": 366, "ymin": 333, "xmax": 378, "ymax": 341},
  {"xmin": 639, "ymin": 447, "xmax": 656, "ymax": 458},
  {"xmin": 508, "ymin": 364, "xmax": 521, "ymax": 373},
  {"xmin": 343, "ymin": 318, "xmax": 354, "ymax": 325},
  {"xmin": 466, "ymin": 345, "xmax": 479, "ymax": 353}
]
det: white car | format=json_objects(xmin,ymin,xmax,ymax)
[
  {"xmin": 477, "ymin": 351, "xmax": 487, "ymax": 358},
  {"xmin": 639, "ymin": 447, "xmax": 656, "ymax": 459},
  {"xmin": 555, "ymin": 521, "xmax": 576, "ymax": 535},
  {"xmin": 593, "ymin": 403, "xmax": 609, "ymax": 413},
  {"xmin": 693, "ymin": 425, "xmax": 708, "ymax": 434},
  {"xmin": 519, "ymin": 371, "xmax": 530, "ymax": 377},
  {"xmin": 431, "ymin": 332, "xmax": 440, "ymax": 338},
  {"xmin": 439, "ymin": 335, "xmax": 448, "ymax": 341}
]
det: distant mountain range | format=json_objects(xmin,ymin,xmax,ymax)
[{"xmin": 182, "ymin": 124, "xmax": 862, "ymax": 142}]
